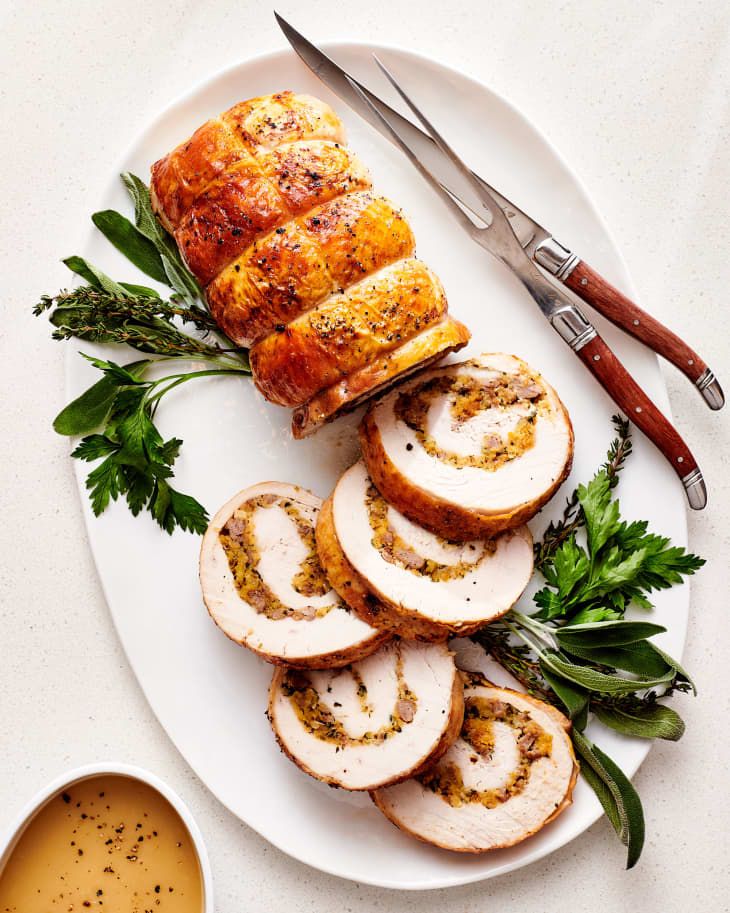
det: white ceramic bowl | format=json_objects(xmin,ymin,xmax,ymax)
[{"xmin": 0, "ymin": 762, "xmax": 214, "ymax": 911}]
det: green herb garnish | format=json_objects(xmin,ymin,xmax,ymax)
[
  {"xmin": 34, "ymin": 174, "xmax": 250, "ymax": 534},
  {"xmin": 533, "ymin": 415, "xmax": 702, "ymax": 623},
  {"xmin": 472, "ymin": 417, "xmax": 704, "ymax": 868}
]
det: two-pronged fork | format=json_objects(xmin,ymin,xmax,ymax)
[
  {"xmin": 353, "ymin": 57, "xmax": 708, "ymax": 508},
  {"xmin": 276, "ymin": 14, "xmax": 728, "ymax": 508}
]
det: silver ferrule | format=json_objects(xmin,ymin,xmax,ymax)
[
  {"xmin": 550, "ymin": 306, "xmax": 598, "ymax": 352},
  {"xmin": 681, "ymin": 468, "xmax": 707, "ymax": 510},
  {"xmin": 534, "ymin": 237, "xmax": 580, "ymax": 280},
  {"xmin": 695, "ymin": 368, "xmax": 725, "ymax": 410}
]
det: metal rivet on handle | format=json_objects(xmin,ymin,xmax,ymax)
[
  {"xmin": 635, "ymin": 406, "xmax": 642, "ymax": 413},
  {"xmin": 688, "ymin": 359, "xmax": 694, "ymax": 366},
  {"xmin": 580, "ymin": 278, "xmax": 588, "ymax": 286},
  {"xmin": 593, "ymin": 354, "xmax": 601, "ymax": 361},
  {"xmin": 677, "ymin": 456, "xmax": 684, "ymax": 463}
]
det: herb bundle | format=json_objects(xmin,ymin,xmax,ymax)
[
  {"xmin": 473, "ymin": 418, "xmax": 703, "ymax": 867},
  {"xmin": 34, "ymin": 173, "xmax": 250, "ymax": 534}
]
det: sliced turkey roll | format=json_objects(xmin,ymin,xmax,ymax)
[
  {"xmin": 151, "ymin": 92, "xmax": 472, "ymax": 437},
  {"xmin": 372, "ymin": 673, "xmax": 578, "ymax": 852},
  {"xmin": 250, "ymin": 258, "xmax": 448, "ymax": 408},
  {"xmin": 360, "ymin": 353, "xmax": 574, "ymax": 540},
  {"xmin": 151, "ymin": 92, "xmax": 344, "ymax": 233},
  {"xmin": 176, "ymin": 141, "xmax": 370, "ymax": 286},
  {"xmin": 316, "ymin": 460, "xmax": 533, "ymax": 640},
  {"xmin": 268, "ymin": 640, "xmax": 464, "ymax": 790},
  {"xmin": 207, "ymin": 191, "xmax": 416, "ymax": 348},
  {"xmin": 199, "ymin": 483, "xmax": 388, "ymax": 668}
]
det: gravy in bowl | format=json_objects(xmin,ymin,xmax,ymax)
[{"xmin": 0, "ymin": 774, "xmax": 203, "ymax": 912}]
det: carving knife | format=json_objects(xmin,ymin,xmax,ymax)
[{"xmin": 275, "ymin": 12, "xmax": 724, "ymax": 413}]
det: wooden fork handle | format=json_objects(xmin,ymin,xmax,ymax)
[
  {"xmin": 564, "ymin": 261, "xmax": 724, "ymax": 410},
  {"xmin": 574, "ymin": 333, "xmax": 706, "ymax": 509}
]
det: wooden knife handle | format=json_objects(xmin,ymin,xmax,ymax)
[
  {"xmin": 575, "ymin": 334, "xmax": 706, "ymax": 508},
  {"xmin": 565, "ymin": 261, "xmax": 723, "ymax": 409}
]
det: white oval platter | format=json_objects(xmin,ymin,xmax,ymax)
[{"xmin": 67, "ymin": 44, "xmax": 689, "ymax": 889}]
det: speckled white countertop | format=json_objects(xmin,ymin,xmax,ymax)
[{"xmin": 1, "ymin": 1, "xmax": 729, "ymax": 910}]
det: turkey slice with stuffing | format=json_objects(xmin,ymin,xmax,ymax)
[
  {"xmin": 316, "ymin": 460, "xmax": 533, "ymax": 640},
  {"xmin": 360, "ymin": 353, "xmax": 574, "ymax": 540},
  {"xmin": 199, "ymin": 482, "xmax": 388, "ymax": 668},
  {"xmin": 268, "ymin": 640, "xmax": 464, "ymax": 790},
  {"xmin": 372, "ymin": 672, "xmax": 578, "ymax": 852}
]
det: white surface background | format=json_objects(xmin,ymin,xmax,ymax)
[{"xmin": 1, "ymin": 1, "xmax": 728, "ymax": 910}]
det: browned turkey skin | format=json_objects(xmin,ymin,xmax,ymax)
[{"xmin": 150, "ymin": 92, "xmax": 470, "ymax": 434}]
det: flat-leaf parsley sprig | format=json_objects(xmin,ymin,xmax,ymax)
[
  {"xmin": 34, "ymin": 173, "xmax": 251, "ymax": 534},
  {"xmin": 473, "ymin": 417, "xmax": 704, "ymax": 868}
]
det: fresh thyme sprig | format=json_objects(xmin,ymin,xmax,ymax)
[
  {"xmin": 534, "ymin": 415, "xmax": 632, "ymax": 570},
  {"xmin": 471, "ymin": 417, "xmax": 703, "ymax": 867},
  {"xmin": 34, "ymin": 286, "xmax": 244, "ymax": 362},
  {"xmin": 602, "ymin": 414, "xmax": 633, "ymax": 482},
  {"xmin": 34, "ymin": 173, "xmax": 251, "ymax": 533},
  {"xmin": 35, "ymin": 286, "xmax": 219, "ymax": 333}
]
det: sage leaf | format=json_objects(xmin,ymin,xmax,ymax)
[
  {"xmin": 648, "ymin": 643, "xmax": 696, "ymax": 695},
  {"xmin": 557, "ymin": 620, "xmax": 666, "ymax": 646},
  {"xmin": 540, "ymin": 664, "xmax": 589, "ymax": 730},
  {"xmin": 573, "ymin": 730, "xmax": 645, "ymax": 868},
  {"xmin": 53, "ymin": 358, "xmax": 149, "ymax": 436},
  {"xmin": 594, "ymin": 704, "xmax": 685, "ymax": 741},
  {"xmin": 62, "ymin": 256, "xmax": 129, "ymax": 297},
  {"xmin": 578, "ymin": 753, "xmax": 623, "ymax": 833},
  {"xmin": 121, "ymin": 172, "xmax": 201, "ymax": 303},
  {"xmin": 558, "ymin": 640, "xmax": 672, "ymax": 678},
  {"xmin": 543, "ymin": 652, "xmax": 675, "ymax": 695},
  {"xmin": 119, "ymin": 282, "xmax": 161, "ymax": 298},
  {"xmin": 53, "ymin": 375, "xmax": 119, "ymax": 436},
  {"xmin": 92, "ymin": 210, "xmax": 168, "ymax": 284},
  {"xmin": 119, "ymin": 282, "xmax": 160, "ymax": 298}
]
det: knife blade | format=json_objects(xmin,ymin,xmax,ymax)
[
  {"xmin": 274, "ymin": 12, "xmax": 545, "ymax": 252},
  {"xmin": 274, "ymin": 11, "xmax": 724, "ymax": 411}
]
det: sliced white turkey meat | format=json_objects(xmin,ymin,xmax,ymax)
[
  {"xmin": 372, "ymin": 672, "xmax": 578, "ymax": 852},
  {"xmin": 268, "ymin": 640, "xmax": 464, "ymax": 790},
  {"xmin": 316, "ymin": 460, "xmax": 533, "ymax": 640},
  {"xmin": 359, "ymin": 353, "xmax": 574, "ymax": 541},
  {"xmin": 199, "ymin": 482, "xmax": 389, "ymax": 668}
]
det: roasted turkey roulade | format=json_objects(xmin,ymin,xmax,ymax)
[
  {"xmin": 199, "ymin": 483, "xmax": 388, "ymax": 668},
  {"xmin": 360, "ymin": 353, "xmax": 574, "ymax": 540},
  {"xmin": 268, "ymin": 640, "xmax": 464, "ymax": 790},
  {"xmin": 316, "ymin": 461, "xmax": 534, "ymax": 641},
  {"xmin": 372, "ymin": 673, "xmax": 578, "ymax": 852},
  {"xmin": 150, "ymin": 92, "xmax": 470, "ymax": 436}
]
